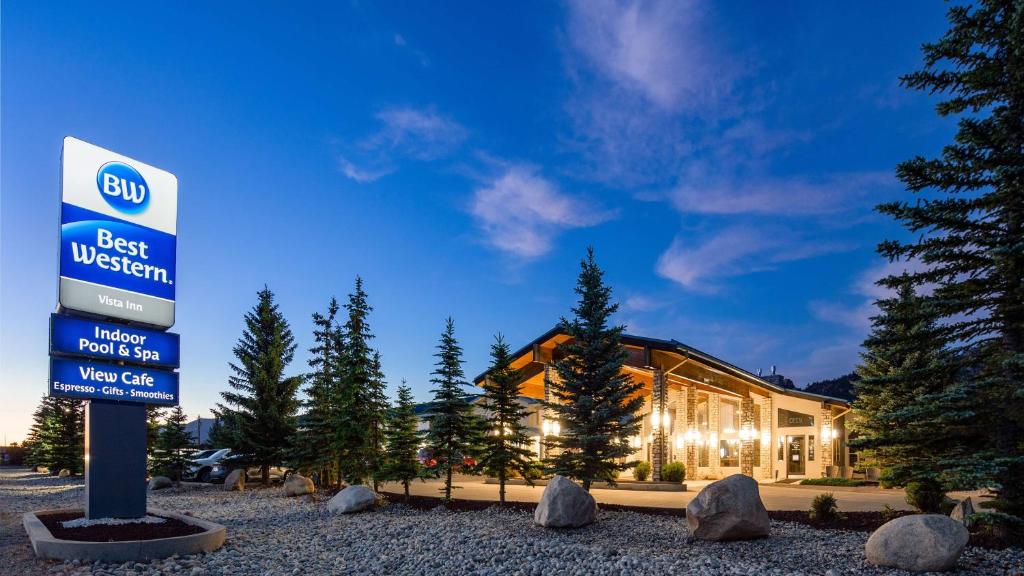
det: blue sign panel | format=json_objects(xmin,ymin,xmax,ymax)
[
  {"xmin": 50, "ymin": 314, "xmax": 180, "ymax": 368},
  {"xmin": 50, "ymin": 357, "xmax": 179, "ymax": 406}
]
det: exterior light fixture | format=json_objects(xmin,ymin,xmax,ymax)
[
  {"xmin": 822, "ymin": 424, "xmax": 832, "ymax": 441},
  {"xmin": 542, "ymin": 420, "xmax": 551, "ymax": 436},
  {"xmin": 552, "ymin": 421, "xmax": 561, "ymax": 436},
  {"xmin": 662, "ymin": 412, "xmax": 671, "ymax": 428}
]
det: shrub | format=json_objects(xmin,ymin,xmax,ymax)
[
  {"xmin": 523, "ymin": 461, "xmax": 544, "ymax": 481},
  {"xmin": 969, "ymin": 511, "xmax": 1024, "ymax": 541},
  {"xmin": 809, "ymin": 492, "xmax": 841, "ymax": 522},
  {"xmin": 800, "ymin": 478, "xmax": 867, "ymax": 487},
  {"xmin": 661, "ymin": 462, "xmax": 686, "ymax": 483},
  {"xmin": 881, "ymin": 504, "xmax": 900, "ymax": 522},
  {"xmin": 633, "ymin": 461, "xmax": 651, "ymax": 481},
  {"xmin": 905, "ymin": 479, "xmax": 945, "ymax": 513}
]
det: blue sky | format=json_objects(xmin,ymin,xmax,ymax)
[{"xmin": 1, "ymin": 1, "xmax": 954, "ymax": 442}]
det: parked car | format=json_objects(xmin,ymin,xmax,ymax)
[
  {"xmin": 183, "ymin": 448, "xmax": 232, "ymax": 482},
  {"xmin": 207, "ymin": 452, "xmax": 293, "ymax": 484}
]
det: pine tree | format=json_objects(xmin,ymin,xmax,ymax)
[
  {"xmin": 379, "ymin": 382, "xmax": 421, "ymax": 497},
  {"xmin": 333, "ymin": 277, "xmax": 385, "ymax": 485},
  {"xmin": 853, "ymin": 276, "xmax": 975, "ymax": 488},
  {"xmin": 207, "ymin": 410, "xmax": 237, "ymax": 449},
  {"xmin": 478, "ymin": 334, "xmax": 535, "ymax": 504},
  {"xmin": 152, "ymin": 405, "xmax": 194, "ymax": 482},
  {"xmin": 878, "ymin": 1, "xmax": 1024, "ymax": 514},
  {"xmin": 365, "ymin": 351, "xmax": 390, "ymax": 490},
  {"xmin": 545, "ymin": 247, "xmax": 644, "ymax": 491},
  {"xmin": 24, "ymin": 396, "xmax": 84, "ymax": 474},
  {"xmin": 291, "ymin": 297, "xmax": 342, "ymax": 485},
  {"xmin": 146, "ymin": 406, "xmax": 165, "ymax": 462},
  {"xmin": 423, "ymin": 317, "xmax": 481, "ymax": 500},
  {"xmin": 217, "ymin": 287, "xmax": 302, "ymax": 484}
]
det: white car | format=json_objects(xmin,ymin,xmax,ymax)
[{"xmin": 185, "ymin": 448, "xmax": 231, "ymax": 482}]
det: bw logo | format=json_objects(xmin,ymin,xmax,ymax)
[{"xmin": 97, "ymin": 162, "xmax": 150, "ymax": 215}]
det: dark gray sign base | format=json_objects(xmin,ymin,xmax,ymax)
[{"xmin": 85, "ymin": 400, "xmax": 146, "ymax": 519}]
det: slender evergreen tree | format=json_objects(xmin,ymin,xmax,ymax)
[
  {"xmin": 291, "ymin": 297, "xmax": 342, "ymax": 485},
  {"xmin": 545, "ymin": 247, "xmax": 644, "ymax": 491},
  {"xmin": 878, "ymin": 0, "xmax": 1024, "ymax": 514},
  {"xmin": 207, "ymin": 411, "xmax": 236, "ymax": 449},
  {"xmin": 379, "ymin": 382, "xmax": 421, "ymax": 496},
  {"xmin": 365, "ymin": 351, "xmax": 390, "ymax": 490},
  {"xmin": 333, "ymin": 277, "xmax": 386, "ymax": 485},
  {"xmin": 217, "ymin": 287, "xmax": 302, "ymax": 484},
  {"xmin": 146, "ymin": 406, "xmax": 165, "ymax": 462},
  {"xmin": 478, "ymin": 334, "xmax": 534, "ymax": 504},
  {"xmin": 422, "ymin": 317, "xmax": 481, "ymax": 500},
  {"xmin": 151, "ymin": 405, "xmax": 194, "ymax": 482},
  {"xmin": 853, "ymin": 276, "xmax": 975, "ymax": 488}
]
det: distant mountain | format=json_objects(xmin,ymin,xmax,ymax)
[{"xmin": 803, "ymin": 372, "xmax": 859, "ymax": 401}]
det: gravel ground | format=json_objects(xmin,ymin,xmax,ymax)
[{"xmin": 2, "ymin": 468, "xmax": 1021, "ymax": 576}]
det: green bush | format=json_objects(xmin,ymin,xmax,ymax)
[
  {"xmin": 661, "ymin": 462, "xmax": 685, "ymax": 483},
  {"xmin": 905, "ymin": 479, "xmax": 946, "ymax": 513},
  {"xmin": 523, "ymin": 461, "xmax": 544, "ymax": 481},
  {"xmin": 810, "ymin": 492, "xmax": 841, "ymax": 522},
  {"xmin": 968, "ymin": 511, "xmax": 1024, "ymax": 540},
  {"xmin": 881, "ymin": 504, "xmax": 900, "ymax": 522},
  {"xmin": 633, "ymin": 461, "xmax": 651, "ymax": 481},
  {"xmin": 800, "ymin": 478, "xmax": 868, "ymax": 487}
]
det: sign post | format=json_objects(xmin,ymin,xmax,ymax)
[{"xmin": 49, "ymin": 137, "xmax": 179, "ymax": 519}]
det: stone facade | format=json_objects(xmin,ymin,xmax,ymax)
[{"xmin": 740, "ymin": 397, "xmax": 755, "ymax": 477}]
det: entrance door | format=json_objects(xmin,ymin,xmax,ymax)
[{"xmin": 787, "ymin": 435, "xmax": 805, "ymax": 476}]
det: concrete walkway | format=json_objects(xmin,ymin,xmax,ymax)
[{"xmin": 382, "ymin": 477, "xmax": 957, "ymax": 512}]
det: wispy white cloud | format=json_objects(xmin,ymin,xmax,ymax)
[
  {"xmin": 337, "ymin": 107, "xmax": 466, "ymax": 182},
  {"xmin": 469, "ymin": 165, "xmax": 611, "ymax": 259},
  {"xmin": 656, "ymin": 226, "xmax": 850, "ymax": 290}
]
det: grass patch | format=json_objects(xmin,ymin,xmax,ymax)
[{"xmin": 799, "ymin": 478, "xmax": 868, "ymax": 487}]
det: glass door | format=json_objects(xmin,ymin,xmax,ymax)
[{"xmin": 787, "ymin": 435, "xmax": 805, "ymax": 476}]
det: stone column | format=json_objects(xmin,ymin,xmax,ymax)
[
  {"xmin": 740, "ymin": 397, "xmax": 755, "ymax": 477},
  {"xmin": 820, "ymin": 407, "xmax": 834, "ymax": 476},
  {"xmin": 760, "ymin": 398, "xmax": 772, "ymax": 479},
  {"xmin": 651, "ymin": 368, "xmax": 667, "ymax": 481},
  {"xmin": 542, "ymin": 364, "xmax": 554, "ymax": 460},
  {"xmin": 709, "ymin": 394, "xmax": 720, "ymax": 475},
  {"xmin": 685, "ymin": 384, "xmax": 697, "ymax": 480}
]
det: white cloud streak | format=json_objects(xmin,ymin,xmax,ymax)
[{"xmin": 470, "ymin": 165, "xmax": 611, "ymax": 259}]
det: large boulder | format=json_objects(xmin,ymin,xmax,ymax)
[
  {"xmin": 148, "ymin": 476, "xmax": 173, "ymax": 490},
  {"xmin": 865, "ymin": 514, "xmax": 969, "ymax": 572},
  {"xmin": 686, "ymin": 474, "xmax": 770, "ymax": 541},
  {"xmin": 284, "ymin": 473, "xmax": 315, "ymax": 497},
  {"xmin": 223, "ymin": 469, "xmax": 245, "ymax": 491},
  {"xmin": 327, "ymin": 485, "xmax": 377, "ymax": 513},
  {"xmin": 534, "ymin": 475, "xmax": 598, "ymax": 528},
  {"xmin": 949, "ymin": 497, "xmax": 975, "ymax": 528}
]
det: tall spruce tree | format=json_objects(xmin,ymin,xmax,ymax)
[
  {"xmin": 366, "ymin": 351, "xmax": 390, "ymax": 490},
  {"xmin": 545, "ymin": 247, "xmax": 644, "ymax": 491},
  {"xmin": 291, "ymin": 297, "xmax": 342, "ymax": 485},
  {"xmin": 333, "ymin": 277, "xmax": 386, "ymax": 485},
  {"xmin": 853, "ymin": 276, "xmax": 974, "ymax": 488},
  {"xmin": 146, "ymin": 406, "xmax": 165, "ymax": 462},
  {"xmin": 478, "ymin": 334, "xmax": 534, "ymax": 504},
  {"xmin": 217, "ymin": 287, "xmax": 302, "ymax": 484},
  {"xmin": 379, "ymin": 381, "xmax": 421, "ymax": 496},
  {"xmin": 423, "ymin": 317, "xmax": 480, "ymax": 500},
  {"xmin": 152, "ymin": 405, "xmax": 194, "ymax": 482},
  {"xmin": 878, "ymin": 0, "xmax": 1024, "ymax": 514}
]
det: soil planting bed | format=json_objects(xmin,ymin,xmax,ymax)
[{"xmin": 38, "ymin": 510, "xmax": 207, "ymax": 542}]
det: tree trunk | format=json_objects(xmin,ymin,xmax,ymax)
[
  {"xmin": 582, "ymin": 479, "xmax": 591, "ymax": 492},
  {"xmin": 261, "ymin": 464, "xmax": 270, "ymax": 485},
  {"xmin": 445, "ymin": 464, "xmax": 453, "ymax": 501},
  {"xmin": 499, "ymin": 470, "xmax": 506, "ymax": 505},
  {"xmin": 404, "ymin": 479, "xmax": 410, "ymax": 498}
]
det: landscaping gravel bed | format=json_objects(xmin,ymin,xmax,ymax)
[{"xmin": 2, "ymin": 468, "xmax": 1021, "ymax": 576}]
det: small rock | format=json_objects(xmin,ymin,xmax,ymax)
[
  {"xmin": 534, "ymin": 475, "xmax": 597, "ymax": 528},
  {"xmin": 148, "ymin": 476, "xmax": 173, "ymax": 490},
  {"xmin": 685, "ymin": 474, "xmax": 770, "ymax": 541},
  {"xmin": 865, "ymin": 514, "xmax": 969, "ymax": 572},
  {"xmin": 327, "ymin": 485, "xmax": 376, "ymax": 513},
  {"xmin": 223, "ymin": 469, "xmax": 245, "ymax": 491},
  {"xmin": 949, "ymin": 496, "xmax": 975, "ymax": 527},
  {"xmin": 58, "ymin": 469, "xmax": 72, "ymax": 478},
  {"xmin": 283, "ymin": 473, "xmax": 315, "ymax": 497}
]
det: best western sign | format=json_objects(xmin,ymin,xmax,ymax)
[
  {"xmin": 50, "ymin": 314, "xmax": 180, "ymax": 368},
  {"xmin": 59, "ymin": 137, "xmax": 178, "ymax": 328}
]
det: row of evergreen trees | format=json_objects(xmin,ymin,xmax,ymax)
[{"xmin": 853, "ymin": 0, "xmax": 1024, "ymax": 517}]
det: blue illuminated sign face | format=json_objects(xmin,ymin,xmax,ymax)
[
  {"xmin": 50, "ymin": 314, "xmax": 180, "ymax": 368},
  {"xmin": 97, "ymin": 161, "xmax": 150, "ymax": 214},
  {"xmin": 60, "ymin": 137, "xmax": 178, "ymax": 328},
  {"xmin": 50, "ymin": 357, "xmax": 179, "ymax": 406}
]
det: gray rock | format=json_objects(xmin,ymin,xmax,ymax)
[
  {"xmin": 283, "ymin": 473, "xmax": 315, "ymax": 497},
  {"xmin": 223, "ymin": 469, "xmax": 245, "ymax": 491},
  {"xmin": 685, "ymin": 474, "xmax": 770, "ymax": 541},
  {"xmin": 865, "ymin": 514, "xmax": 969, "ymax": 572},
  {"xmin": 58, "ymin": 469, "xmax": 71, "ymax": 478},
  {"xmin": 533, "ymin": 475, "xmax": 597, "ymax": 528},
  {"xmin": 148, "ymin": 476, "xmax": 173, "ymax": 490},
  {"xmin": 327, "ymin": 485, "xmax": 376, "ymax": 513},
  {"xmin": 950, "ymin": 496, "xmax": 975, "ymax": 527}
]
